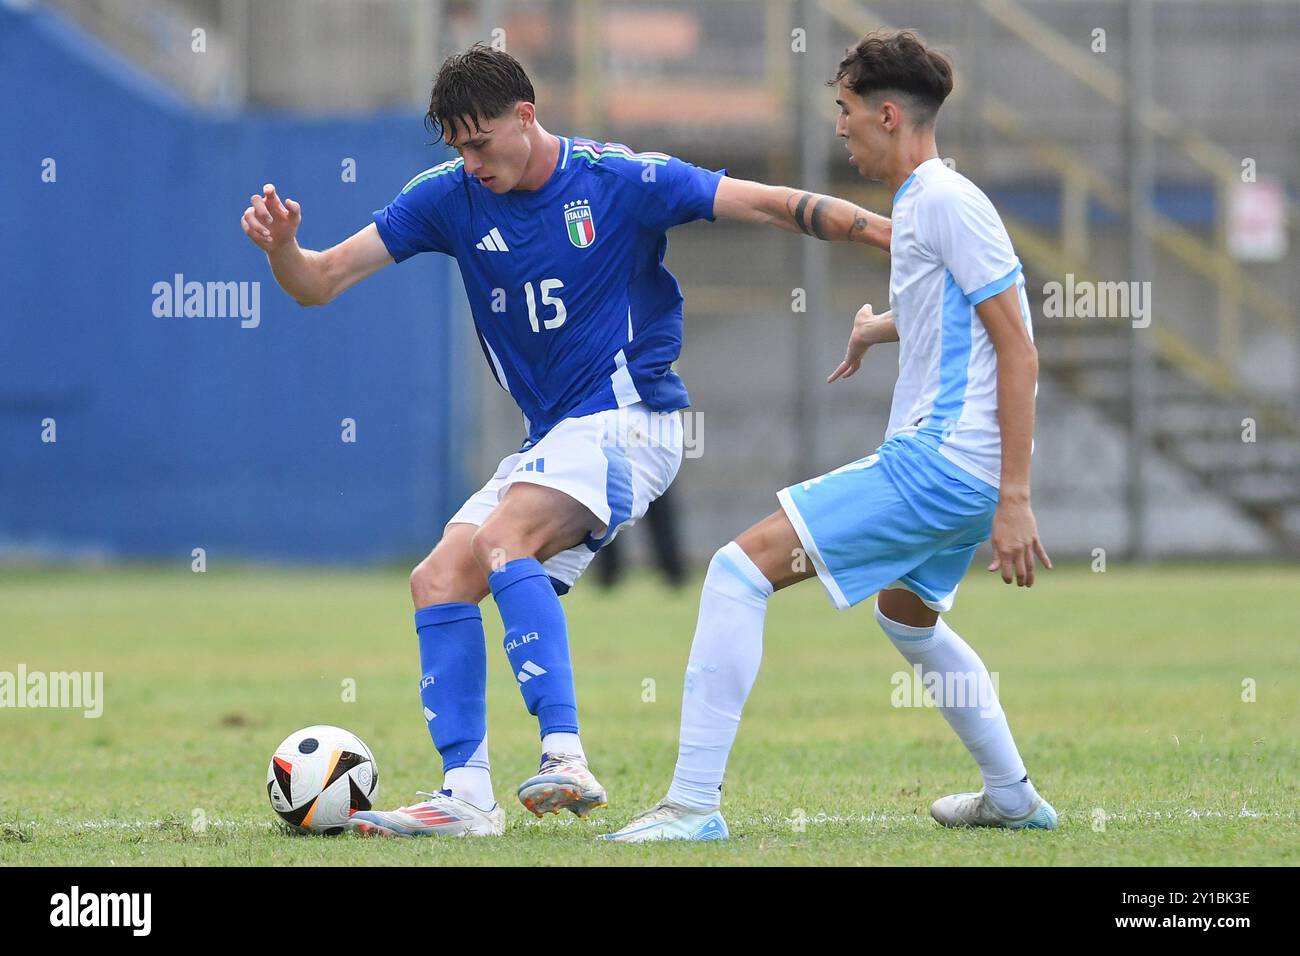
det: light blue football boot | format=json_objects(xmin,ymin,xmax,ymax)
[
  {"xmin": 600, "ymin": 801, "xmax": 730, "ymax": 843},
  {"xmin": 930, "ymin": 789, "xmax": 1058, "ymax": 829}
]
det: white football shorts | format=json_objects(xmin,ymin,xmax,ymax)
[{"xmin": 448, "ymin": 402, "xmax": 684, "ymax": 591}]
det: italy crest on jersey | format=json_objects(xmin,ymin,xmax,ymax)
[{"xmin": 564, "ymin": 199, "xmax": 596, "ymax": 248}]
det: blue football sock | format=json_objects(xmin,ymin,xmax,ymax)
[
  {"xmin": 489, "ymin": 558, "xmax": 579, "ymax": 738},
  {"xmin": 414, "ymin": 603, "xmax": 490, "ymax": 785}
]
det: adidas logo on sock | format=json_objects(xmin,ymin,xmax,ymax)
[
  {"xmin": 516, "ymin": 660, "xmax": 547, "ymax": 683},
  {"xmin": 475, "ymin": 227, "xmax": 509, "ymax": 252}
]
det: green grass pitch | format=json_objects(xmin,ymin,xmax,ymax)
[{"xmin": 2, "ymin": 562, "xmax": 1297, "ymax": 866}]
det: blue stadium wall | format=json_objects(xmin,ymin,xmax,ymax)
[{"xmin": 0, "ymin": 4, "xmax": 476, "ymax": 562}]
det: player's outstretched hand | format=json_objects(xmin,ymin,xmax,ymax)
[
  {"xmin": 987, "ymin": 498, "xmax": 1053, "ymax": 587},
  {"xmin": 241, "ymin": 184, "xmax": 302, "ymax": 252},
  {"xmin": 828, "ymin": 303, "xmax": 894, "ymax": 383}
]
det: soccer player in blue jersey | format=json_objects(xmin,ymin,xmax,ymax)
[
  {"xmin": 606, "ymin": 30, "xmax": 1058, "ymax": 843},
  {"xmin": 240, "ymin": 44, "xmax": 891, "ymax": 836}
]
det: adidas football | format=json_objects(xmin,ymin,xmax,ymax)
[{"xmin": 266, "ymin": 725, "xmax": 378, "ymax": 834}]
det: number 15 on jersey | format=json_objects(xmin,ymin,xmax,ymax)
[{"xmin": 524, "ymin": 279, "xmax": 566, "ymax": 332}]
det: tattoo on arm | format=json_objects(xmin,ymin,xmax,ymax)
[
  {"xmin": 790, "ymin": 193, "xmax": 812, "ymax": 236},
  {"xmin": 809, "ymin": 196, "xmax": 830, "ymax": 240},
  {"xmin": 790, "ymin": 191, "xmax": 852, "ymax": 240}
]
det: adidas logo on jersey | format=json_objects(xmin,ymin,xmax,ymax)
[{"xmin": 475, "ymin": 227, "xmax": 510, "ymax": 252}]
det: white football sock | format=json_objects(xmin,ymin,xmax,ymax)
[
  {"xmin": 666, "ymin": 542, "xmax": 773, "ymax": 811},
  {"xmin": 875, "ymin": 603, "xmax": 1037, "ymax": 817},
  {"xmin": 443, "ymin": 739, "xmax": 494, "ymax": 810},
  {"xmin": 541, "ymin": 732, "xmax": 585, "ymax": 761}
]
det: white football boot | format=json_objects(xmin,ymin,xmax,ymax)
[
  {"xmin": 930, "ymin": 789, "xmax": 1058, "ymax": 829},
  {"xmin": 517, "ymin": 752, "xmax": 608, "ymax": 817},
  {"xmin": 348, "ymin": 789, "xmax": 504, "ymax": 837},
  {"xmin": 600, "ymin": 801, "xmax": 730, "ymax": 843}
]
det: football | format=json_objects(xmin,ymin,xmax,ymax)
[{"xmin": 266, "ymin": 725, "xmax": 379, "ymax": 835}]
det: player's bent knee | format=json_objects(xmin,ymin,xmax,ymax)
[
  {"xmin": 705, "ymin": 542, "xmax": 773, "ymax": 600},
  {"xmin": 410, "ymin": 557, "xmax": 483, "ymax": 607},
  {"xmin": 468, "ymin": 524, "xmax": 507, "ymax": 573},
  {"xmin": 734, "ymin": 510, "xmax": 809, "ymax": 592}
]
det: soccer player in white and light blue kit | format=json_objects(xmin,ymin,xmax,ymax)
[
  {"xmin": 241, "ymin": 44, "xmax": 892, "ymax": 837},
  {"xmin": 608, "ymin": 30, "xmax": 1058, "ymax": 842}
]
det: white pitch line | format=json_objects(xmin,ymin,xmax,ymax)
[
  {"xmin": 6, "ymin": 807, "xmax": 1294, "ymax": 835},
  {"xmin": 639, "ymin": 807, "xmax": 1297, "ymax": 828},
  {"xmin": 12, "ymin": 819, "xmax": 277, "ymax": 832},
  {"xmin": 730, "ymin": 808, "xmax": 1292, "ymax": 826}
]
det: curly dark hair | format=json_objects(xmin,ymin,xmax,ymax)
[
  {"xmin": 426, "ymin": 43, "xmax": 536, "ymax": 144},
  {"xmin": 830, "ymin": 30, "xmax": 954, "ymax": 123}
]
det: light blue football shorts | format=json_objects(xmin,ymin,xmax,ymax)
[{"xmin": 776, "ymin": 433, "xmax": 999, "ymax": 612}]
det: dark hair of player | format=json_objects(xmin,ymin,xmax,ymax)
[
  {"xmin": 426, "ymin": 43, "xmax": 537, "ymax": 144},
  {"xmin": 830, "ymin": 30, "xmax": 954, "ymax": 125}
]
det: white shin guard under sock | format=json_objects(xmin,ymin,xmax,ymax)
[
  {"xmin": 875, "ymin": 602, "xmax": 1037, "ymax": 817},
  {"xmin": 666, "ymin": 542, "xmax": 773, "ymax": 811}
]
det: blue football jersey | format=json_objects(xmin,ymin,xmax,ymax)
[{"xmin": 372, "ymin": 136, "xmax": 725, "ymax": 448}]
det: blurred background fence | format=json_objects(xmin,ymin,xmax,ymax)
[{"xmin": 5, "ymin": 0, "xmax": 1299, "ymax": 566}]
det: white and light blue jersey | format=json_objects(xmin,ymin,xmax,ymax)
[
  {"xmin": 886, "ymin": 156, "xmax": 1033, "ymax": 488},
  {"xmin": 373, "ymin": 137, "xmax": 725, "ymax": 449}
]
